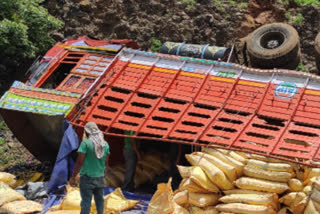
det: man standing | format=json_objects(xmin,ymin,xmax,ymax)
[
  {"xmin": 122, "ymin": 130, "xmax": 141, "ymax": 192},
  {"xmin": 70, "ymin": 122, "xmax": 110, "ymax": 214}
]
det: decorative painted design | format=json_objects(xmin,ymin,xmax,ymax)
[
  {"xmin": 11, "ymin": 81, "xmax": 81, "ymax": 98},
  {"xmin": 275, "ymin": 82, "xmax": 298, "ymax": 99},
  {"xmin": 0, "ymin": 92, "xmax": 74, "ymax": 115}
]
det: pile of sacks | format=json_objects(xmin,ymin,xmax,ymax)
[
  {"xmin": 0, "ymin": 172, "xmax": 43, "ymax": 214},
  {"xmin": 169, "ymin": 147, "xmax": 320, "ymax": 214},
  {"xmin": 47, "ymin": 186, "xmax": 138, "ymax": 213},
  {"xmin": 106, "ymin": 152, "xmax": 169, "ymax": 188}
]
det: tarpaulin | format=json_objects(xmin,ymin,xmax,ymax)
[{"xmin": 47, "ymin": 120, "xmax": 80, "ymax": 192}]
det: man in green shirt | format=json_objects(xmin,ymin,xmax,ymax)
[
  {"xmin": 70, "ymin": 122, "xmax": 110, "ymax": 214},
  {"xmin": 122, "ymin": 130, "xmax": 141, "ymax": 192}
]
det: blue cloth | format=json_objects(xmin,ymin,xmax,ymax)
[{"xmin": 48, "ymin": 120, "xmax": 80, "ymax": 192}]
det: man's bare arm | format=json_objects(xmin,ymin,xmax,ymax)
[{"xmin": 69, "ymin": 152, "xmax": 85, "ymax": 186}]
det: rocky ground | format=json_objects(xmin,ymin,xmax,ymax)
[{"xmin": 45, "ymin": 0, "xmax": 320, "ymax": 73}]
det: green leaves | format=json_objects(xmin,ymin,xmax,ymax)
[{"xmin": 0, "ymin": 0, "xmax": 63, "ymax": 60}]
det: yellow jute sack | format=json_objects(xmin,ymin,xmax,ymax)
[
  {"xmin": 304, "ymin": 200, "xmax": 320, "ymax": 214},
  {"xmin": 279, "ymin": 192, "xmax": 307, "ymax": 214},
  {"xmin": 177, "ymin": 165, "xmax": 219, "ymax": 192},
  {"xmin": 188, "ymin": 192, "xmax": 219, "ymax": 208},
  {"xmin": 223, "ymin": 189, "xmax": 278, "ymax": 199},
  {"xmin": 234, "ymin": 177, "xmax": 289, "ymax": 194},
  {"xmin": 99, "ymin": 188, "xmax": 138, "ymax": 212},
  {"xmin": 186, "ymin": 154, "xmax": 234, "ymax": 190},
  {"xmin": 243, "ymin": 165, "xmax": 292, "ymax": 182},
  {"xmin": 173, "ymin": 202, "xmax": 189, "ymax": 214},
  {"xmin": 246, "ymin": 159, "xmax": 293, "ymax": 173},
  {"xmin": 173, "ymin": 190, "xmax": 188, "ymax": 206},
  {"xmin": 304, "ymin": 167, "xmax": 320, "ymax": 183},
  {"xmin": 193, "ymin": 152, "xmax": 237, "ymax": 181},
  {"xmin": 277, "ymin": 207, "xmax": 292, "ymax": 214},
  {"xmin": 46, "ymin": 211, "xmax": 81, "ymax": 214},
  {"xmin": 59, "ymin": 185, "xmax": 94, "ymax": 210},
  {"xmin": 288, "ymin": 178, "xmax": 303, "ymax": 192},
  {"xmin": 218, "ymin": 194, "xmax": 278, "ymax": 210},
  {"xmin": 313, "ymin": 200, "xmax": 320, "ymax": 212},
  {"xmin": 0, "ymin": 172, "xmax": 16, "ymax": 186},
  {"xmin": 279, "ymin": 192, "xmax": 306, "ymax": 206},
  {"xmin": 0, "ymin": 200, "xmax": 43, "ymax": 214},
  {"xmin": 216, "ymin": 149, "xmax": 248, "ymax": 164},
  {"xmin": 310, "ymin": 188, "xmax": 320, "ymax": 204},
  {"xmin": 179, "ymin": 178, "xmax": 210, "ymax": 193},
  {"xmin": 215, "ymin": 203, "xmax": 276, "ymax": 214},
  {"xmin": 147, "ymin": 178, "xmax": 174, "ymax": 214},
  {"xmin": 189, "ymin": 206, "xmax": 219, "ymax": 214},
  {"xmin": 202, "ymin": 147, "xmax": 244, "ymax": 177},
  {"xmin": 0, "ymin": 181, "xmax": 25, "ymax": 206}
]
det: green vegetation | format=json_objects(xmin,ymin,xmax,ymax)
[
  {"xmin": 294, "ymin": 0, "xmax": 320, "ymax": 5},
  {"xmin": 292, "ymin": 13, "xmax": 304, "ymax": 25},
  {"xmin": 0, "ymin": 0, "xmax": 63, "ymax": 61},
  {"xmin": 296, "ymin": 63, "xmax": 309, "ymax": 73},
  {"xmin": 151, "ymin": 38, "xmax": 162, "ymax": 52},
  {"xmin": 0, "ymin": 121, "xmax": 8, "ymax": 131}
]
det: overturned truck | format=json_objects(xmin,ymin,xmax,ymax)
[{"xmin": 1, "ymin": 36, "xmax": 320, "ymax": 168}]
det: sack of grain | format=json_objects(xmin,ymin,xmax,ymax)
[
  {"xmin": 288, "ymin": 178, "xmax": 303, "ymax": 192},
  {"xmin": 179, "ymin": 178, "xmax": 210, "ymax": 193},
  {"xmin": 243, "ymin": 165, "xmax": 292, "ymax": 182},
  {"xmin": 303, "ymin": 185, "xmax": 312, "ymax": 195},
  {"xmin": 216, "ymin": 149, "xmax": 248, "ymax": 164},
  {"xmin": 313, "ymin": 200, "xmax": 320, "ymax": 212},
  {"xmin": 188, "ymin": 192, "xmax": 219, "ymax": 207},
  {"xmin": 234, "ymin": 177, "xmax": 289, "ymax": 194},
  {"xmin": 0, "ymin": 200, "xmax": 43, "ymax": 214},
  {"xmin": 304, "ymin": 200, "xmax": 319, "ymax": 214},
  {"xmin": 177, "ymin": 165, "xmax": 219, "ymax": 192},
  {"xmin": 223, "ymin": 189, "xmax": 278, "ymax": 199},
  {"xmin": 215, "ymin": 203, "xmax": 276, "ymax": 214},
  {"xmin": 304, "ymin": 168, "xmax": 320, "ymax": 183},
  {"xmin": 202, "ymin": 147, "xmax": 244, "ymax": 177},
  {"xmin": 246, "ymin": 159, "xmax": 292, "ymax": 173},
  {"xmin": 193, "ymin": 152, "xmax": 237, "ymax": 181},
  {"xmin": 46, "ymin": 211, "xmax": 81, "ymax": 214},
  {"xmin": 310, "ymin": 188, "xmax": 320, "ymax": 203},
  {"xmin": 189, "ymin": 206, "xmax": 218, "ymax": 214},
  {"xmin": 279, "ymin": 192, "xmax": 307, "ymax": 214},
  {"xmin": 0, "ymin": 172, "xmax": 16, "ymax": 186},
  {"xmin": 186, "ymin": 154, "xmax": 234, "ymax": 190},
  {"xmin": 277, "ymin": 207, "xmax": 292, "ymax": 214},
  {"xmin": 173, "ymin": 190, "xmax": 188, "ymax": 206},
  {"xmin": 148, "ymin": 179, "xmax": 174, "ymax": 214},
  {"xmin": 0, "ymin": 181, "xmax": 25, "ymax": 206},
  {"xmin": 60, "ymin": 186, "xmax": 90, "ymax": 210},
  {"xmin": 101, "ymin": 188, "xmax": 138, "ymax": 212},
  {"xmin": 219, "ymin": 193, "xmax": 278, "ymax": 210},
  {"xmin": 173, "ymin": 202, "xmax": 189, "ymax": 214}
]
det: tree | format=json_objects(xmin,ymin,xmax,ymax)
[
  {"xmin": 0, "ymin": 0, "xmax": 63, "ymax": 93},
  {"xmin": 0, "ymin": 0, "xmax": 63, "ymax": 60}
]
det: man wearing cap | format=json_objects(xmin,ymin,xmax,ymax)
[{"xmin": 70, "ymin": 122, "xmax": 110, "ymax": 214}]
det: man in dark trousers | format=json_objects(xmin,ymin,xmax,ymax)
[
  {"xmin": 122, "ymin": 130, "xmax": 141, "ymax": 192},
  {"xmin": 70, "ymin": 122, "xmax": 110, "ymax": 214}
]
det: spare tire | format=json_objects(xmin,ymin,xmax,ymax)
[
  {"xmin": 247, "ymin": 23, "xmax": 300, "ymax": 70},
  {"xmin": 315, "ymin": 32, "xmax": 320, "ymax": 72}
]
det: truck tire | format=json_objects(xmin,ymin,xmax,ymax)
[
  {"xmin": 315, "ymin": 32, "xmax": 320, "ymax": 72},
  {"xmin": 247, "ymin": 23, "xmax": 300, "ymax": 70}
]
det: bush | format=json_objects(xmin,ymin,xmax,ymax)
[{"xmin": 0, "ymin": 0, "xmax": 63, "ymax": 60}]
